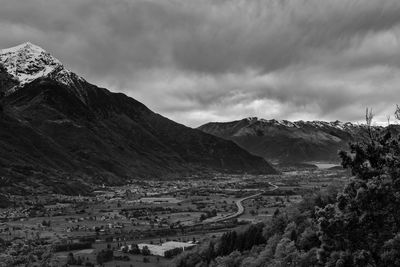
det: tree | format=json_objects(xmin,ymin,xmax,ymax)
[
  {"xmin": 274, "ymin": 237, "xmax": 299, "ymax": 266},
  {"xmin": 175, "ymin": 250, "xmax": 204, "ymax": 267},
  {"xmin": 165, "ymin": 247, "xmax": 183, "ymax": 258},
  {"xmin": 142, "ymin": 246, "xmax": 151, "ymax": 256},
  {"xmin": 381, "ymin": 234, "xmax": 400, "ymax": 266},
  {"xmin": 129, "ymin": 243, "xmax": 140, "ymax": 254},
  {"xmin": 298, "ymin": 227, "xmax": 320, "ymax": 251},
  {"xmin": 214, "ymin": 250, "xmax": 243, "ymax": 267},
  {"xmin": 365, "ymin": 107, "xmax": 374, "ymax": 139},
  {"xmin": 96, "ymin": 249, "xmax": 113, "ymax": 264},
  {"xmin": 263, "ymin": 211, "xmax": 288, "ymax": 240},
  {"xmin": 282, "ymin": 222, "xmax": 298, "ymax": 242},
  {"xmin": 317, "ymin": 110, "xmax": 400, "ymax": 266},
  {"xmin": 249, "ymin": 234, "xmax": 281, "ymax": 266},
  {"xmin": 67, "ymin": 252, "xmax": 76, "ymax": 265},
  {"xmin": 395, "ymin": 105, "xmax": 400, "ymax": 121}
]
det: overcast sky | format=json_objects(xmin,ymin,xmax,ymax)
[{"xmin": 1, "ymin": 0, "xmax": 400, "ymax": 127}]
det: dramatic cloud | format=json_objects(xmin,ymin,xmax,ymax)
[{"xmin": 1, "ymin": 0, "xmax": 400, "ymax": 126}]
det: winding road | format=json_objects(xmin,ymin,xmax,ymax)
[{"xmin": 204, "ymin": 182, "xmax": 279, "ymax": 224}]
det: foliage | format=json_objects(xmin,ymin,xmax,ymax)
[
  {"xmin": 141, "ymin": 245, "xmax": 151, "ymax": 256},
  {"xmin": 174, "ymin": 189, "xmax": 334, "ymax": 267},
  {"xmin": 53, "ymin": 242, "xmax": 92, "ymax": 252},
  {"xmin": 317, "ymin": 128, "xmax": 400, "ymax": 266},
  {"xmin": 176, "ymin": 109, "xmax": 400, "ymax": 267},
  {"xmin": 129, "ymin": 243, "xmax": 141, "ymax": 254},
  {"xmin": 165, "ymin": 247, "xmax": 184, "ymax": 258},
  {"xmin": 96, "ymin": 249, "xmax": 113, "ymax": 264}
]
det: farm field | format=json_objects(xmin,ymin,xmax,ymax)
[{"xmin": 0, "ymin": 167, "xmax": 350, "ymax": 266}]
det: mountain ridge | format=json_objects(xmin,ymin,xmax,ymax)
[
  {"xmin": 0, "ymin": 43, "xmax": 276, "ymax": 195},
  {"xmin": 0, "ymin": 42, "xmax": 89, "ymax": 102},
  {"xmin": 198, "ymin": 117, "xmax": 382, "ymax": 163},
  {"xmin": 201, "ymin": 117, "xmax": 367, "ymax": 131}
]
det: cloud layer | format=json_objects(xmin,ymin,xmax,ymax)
[{"xmin": 1, "ymin": 0, "xmax": 400, "ymax": 126}]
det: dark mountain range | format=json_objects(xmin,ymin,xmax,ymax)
[
  {"xmin": 198, "ymin": 117, "xmax": 388, "ymax": 163},
  {"xmin": 0, "ymin": 43, "xmax": 276, "ymax": 195}
]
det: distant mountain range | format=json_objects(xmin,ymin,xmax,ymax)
[
  {"xmin": 0, "ymin": 42, "xmax": 276, "ymax": 195},
  {"xmin": 198, "ymin": 117, "xmax": 390, "ymax": 163}
]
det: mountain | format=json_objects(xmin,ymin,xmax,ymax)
[
  {"xmin": 198, "ymin": 117, "xmax": 378, "ymax": 163},
  {"xmin": 0, "ymin": 42, "xmax": 276, "ymax": 195}
]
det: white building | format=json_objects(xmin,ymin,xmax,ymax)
[
  {"xmin": 138, "ymin": 241, "xmax": 196, "ymax": 257},
  {"xmin": 162, "ymin": 241, "xmax": 196, "ymax": 251}
]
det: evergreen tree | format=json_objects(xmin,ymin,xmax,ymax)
[{"xmin": 317, "ymin": 114, "xmax": 400, "ymax": 266}]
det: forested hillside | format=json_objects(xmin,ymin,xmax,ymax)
[{"xmin": 175, "ymin": 124, "xmax": 400, "ymax": 266}]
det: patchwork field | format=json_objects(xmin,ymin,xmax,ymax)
[{"xmin": 0, "ymin": 167, "xmax": 350, "ymax": 266}]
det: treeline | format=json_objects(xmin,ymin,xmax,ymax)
[
  {"xmin": 174, "ymin": 184, "xmax": 338, "ymax": 267},
  {"xmin": 53, "ymin": 242, "xmax": 92, "ymax": 252},
  {"xmin": 175, "ymin": 123, "xmax": 400, "ymax": 266},
  {"xmin": 217, "ymin": 224, "xmax": 265, "ymax": 256}
]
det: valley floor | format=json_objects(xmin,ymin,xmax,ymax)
[{"xmin": 0, "ymin": 168, "xmax": 350, "ymax": 266}]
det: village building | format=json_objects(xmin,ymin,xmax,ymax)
[{"xmin": 137, "ymin": 241, "xmax": 196, "ymax": 257}]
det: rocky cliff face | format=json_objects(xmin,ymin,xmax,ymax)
[{"xmin": 0, "ymin": 64, "xmax": 18, "ymax": 93}]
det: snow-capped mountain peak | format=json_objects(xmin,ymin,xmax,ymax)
[
  {"xmin": 0, "ymin": 42, "xmax": 87, "ymax": 100},
  {"xmin": 0, "ymin": 42, "xmax": 62, "ymax": 85},
  {"xmin": 242, "ymin": 116, "xmax": 362, "ymax": 130},
  {"xmin": 1, "ymin": 42, "xmax": 50, "ymax": 56}
]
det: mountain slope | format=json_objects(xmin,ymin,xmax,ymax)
[
  {"xmin": 198, "ymin": 117, "xmax": 375, "ymax": 163},
  {"xmin": 0, "ymin": 43, "xmax": 276, "ymax": 194}
]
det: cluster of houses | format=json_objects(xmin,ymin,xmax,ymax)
[{"xmin": 0, "ymin": 207, "xmax": 29, "ymax": 220}]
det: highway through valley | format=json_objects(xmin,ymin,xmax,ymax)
[{"xmin": 204, "ymin": 182, "xmax": 279, "ymax": 224}]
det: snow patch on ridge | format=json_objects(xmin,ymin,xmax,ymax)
[
  {"xmin": 0, "ymin": 42, "xmax": 86, "ymax": 95},
  {"xmin": 242, "ymin": 117, "xmax": 363, "ymax": 131}
]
